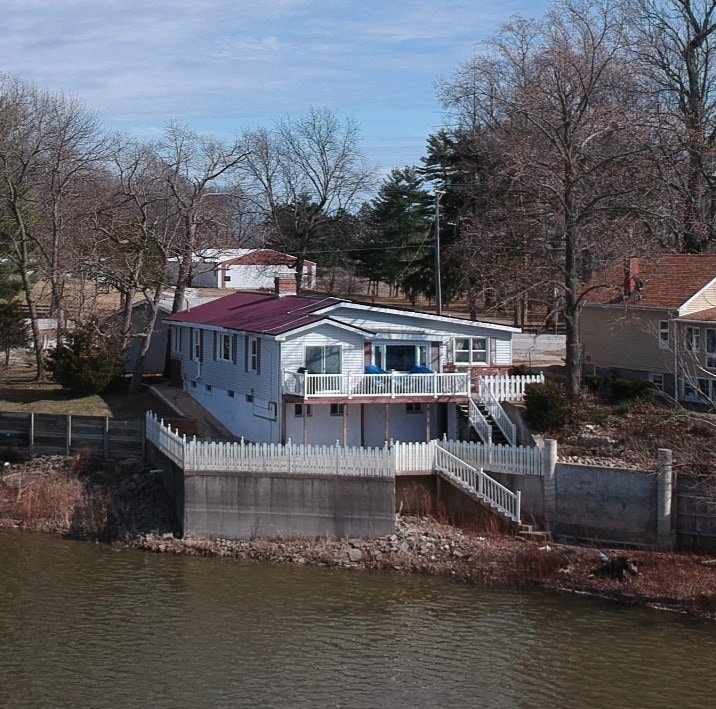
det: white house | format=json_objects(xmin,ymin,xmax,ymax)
[
  {"xmin": 165, "ymin": 279, "xmax": 523, "ymax": 447},
  {"xmin": 166, "ymin": 248, "xmax": 317, "ymax": 290}
]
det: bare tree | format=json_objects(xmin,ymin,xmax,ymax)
[
  {"xmin": 240, "ymin": 108, "xmax": 375, "ymax": 294},
  {"xmin": 629, "ymin": 0, "xmax": 716, "ymax": 252},
  {"xmin": 90, "ymin": 140, "xmax": 180, "ymax": 392},
  {"xmin": 159, "ymin": 122, "xmax": 246, "ymax": 313},
  {"xmin": 439, "ymin": 0, "xmax": 651, "ymax": 395}
]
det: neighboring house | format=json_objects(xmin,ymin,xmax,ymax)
[
  {"xmin": 581, "ymin": 255, "xmax": 716, "ymax": 402},
  {"xmin": 166, "ymin": 248, "xmax": 317, "ymax": 290},
  {"xmin": 165, "ymin": 279, "xmax": 520, "ymax": 446}
]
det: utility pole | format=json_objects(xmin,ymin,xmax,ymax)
[{"xmin": 434, "ymin": 189, "xmax": 446, "ymax": 316}]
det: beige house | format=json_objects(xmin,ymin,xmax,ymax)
[{"xmin": 581, "ymin": 255, "xmax": 716, "ymax": 402}]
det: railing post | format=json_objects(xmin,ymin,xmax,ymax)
[
  {"xmin": 542, "ymin": 438, "xmax": 557, "ymax": 525},
  {"xmin": 515, "ymin": 490, "xmax": 522, "ymax": 523},
  {"xmin": 657, "ymin": 448, "xmax": 675, "ymax": 550}
]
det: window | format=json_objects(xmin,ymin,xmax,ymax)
[
  {"xmin": 294, "ymin": 404, "xmax": 313, "ymax": 417},
  {"xmin": 245, "ymin": 336, "xmax": 261, "ymax": 373},
  {"xmin": 227, "ymin": 390, "xmax": 235, "ymax": 398},
  {"xmin": 330, "ymin": 403, "xmax": 345, "ymax": 416},
  {"xmin": 224, "ymin": 276, "xmax": 231, "ymax": 282},
  {"xmin": 406, "ymin": 403, "xmax": 423, "ymax": 414},
  {"xmin": 205, "ymin": 384, "xmax": 212, "ymax": 394},
  {"xmin": 172, "ymin": 327, "xmax": 182, "ymax": 353},
  {"xmin": 218, "ymin": 333, "xmax": 233, "ymax": 361},
  {"xmin": 707, "ymin": 329, "xmax": 716, "ymax": 369},
  {"xmin": 687, "ymin": 326, "xmax": 700, "ymax": 353},
  {"xmin": 649, "ymin": 373, "xmax": 664, "ymax": 391},
  {"xmin": 190, "ymin": 380, "xmax": 197, "ymax": 389},
  {"xmin": 454, "ymin": 337, "xmax": 488, "ymax": 364},
  {"xmin": 305, "ymin": 345, "xmax": 341, "ymax": 374},
  {"xmin": 192, "ymin": 329, "xmax": 202, "ymax": 361},
  {"xmin": 373, "ymin": 344, "xmax": 428, "ymax": 372},
  {"xmin": 658, "ymin": 320, "xmax": 670, "ymax": 350},
  {"xmin": 684, "ymin": 378, "xmax": 710, "ymax": 402}
]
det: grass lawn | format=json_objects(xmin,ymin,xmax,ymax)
[{"xmin": 0, "ymin": 367, "xmax": 176, "ymax": 419}]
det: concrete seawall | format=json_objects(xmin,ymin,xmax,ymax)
[{"xmin": 183, "ymin": 471, "xmax": 395, "ymax": 539}]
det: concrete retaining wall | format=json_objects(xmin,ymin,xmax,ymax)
[
  {"xmin": 184, "ymin": 471, "xmax": 395, "ymax": 539},
  {"xmin": 553, "ymin": 463, "xmax": 658, "ymax": 545}
]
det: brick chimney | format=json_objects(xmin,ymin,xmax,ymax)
[
  {"xmin": 274, "ymin": 272, "xmax": 297, "ymax": 297},
  {"xmin": 623, "ymin": 257, "xmax": 640, "ymax": 297}
]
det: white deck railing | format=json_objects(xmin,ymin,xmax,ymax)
[
  {"xmin": 434, "ymin": 443, "xmax": 520, "ymax": 523},
  {"xmin": 282, "ymin": 371, "xmax": 470, "ymax": 399},
  {"xmin": 477, "ymin": 373, "xmax": 544, "ymax": 401}
]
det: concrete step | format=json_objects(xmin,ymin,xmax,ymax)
[{"xmin": 515, "ymin": 528, "xmax": 553, "ymax": 542}]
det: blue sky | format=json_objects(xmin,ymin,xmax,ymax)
[{"xmin": 1, "ymin": 0, "xmax": 548, "ymax": 174}]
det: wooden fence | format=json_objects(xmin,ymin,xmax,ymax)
[{"xmin": 0, "ymin": 412, "xmax": 144, "ymax": 459}]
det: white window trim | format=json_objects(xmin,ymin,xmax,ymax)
[
  {"xmin": 373, "ymin": 343, "xmax": 429, "ymax": 371},
  {"xmin": 687, "ymin": 326, "xmax": 701, "ymax": 353},
  {"xmin": 217, "ymin": 333, "xmax": 233, "ymax": 362},
  {"xmin": 658, "ymin": 320, "xmax": 670, "ymax": 350},
  {"xmin": 304, "ymin": 344, "xmax": 343, "ymax": 374},
  {"xmin": 192, "ymin": 330, "xmax": 201, "ymax": 362},
  {"xmin": 453, "ymin": 337, "xmax": 489, "ymax": 366},
  {"xmin": 649, "ymin": 372, "xmax": 665, "ymax": 391},
  {"xmin": 706, "ymin": 328, "xmax": 716, "ymax": 369},
  {"xmin": 172, "ymin": 327, "xmax": 182, "ymax": 353}
]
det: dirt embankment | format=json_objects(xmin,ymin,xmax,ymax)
[{"xmin": 1, "ymin": 455, "xmax": 714, "ymax": 621}]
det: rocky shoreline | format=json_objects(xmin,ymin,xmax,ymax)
[{"xmin": 1, "ymin": 455, "xmax": 715, "ymax": 621}]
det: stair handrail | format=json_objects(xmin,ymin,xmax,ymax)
[
  {"xmin": 434, "ymin": 442, "xmax": 520, "ymax": 523},
  {"xmin": 477, "ymin": 382, "xmax": 516, "ymax": 446},
  {"xmin": 468, "ymin": 398, "xmax": 492, "ymax": 444}
]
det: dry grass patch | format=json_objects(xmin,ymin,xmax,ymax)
[{"xmin": 0, "ymin": 366, "xmax": 176, "ymax": 418}]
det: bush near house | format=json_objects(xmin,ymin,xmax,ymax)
[
  {"xmin": 524, "ymin": 380, "xmax": 572, "ymax": 432},
  {"xmin": 46, "ymin": 322, "xmax": 126, "ymax": 396}
]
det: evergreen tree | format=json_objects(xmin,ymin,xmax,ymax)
[
  {"xmin": 46, "ymin": 321, "xmax": 125, "ymax": 395},
  {"xmin": 362, "ymin": 167, "xmax": 432, "ymax": 300},
  {"xmin": 0, "ymin": 300, "xmax": 29, "ymax": 366}
]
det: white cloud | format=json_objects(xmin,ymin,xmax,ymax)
[{"xmin": 0, "ymin": 0, "xmax": 548, "ymax": 170}]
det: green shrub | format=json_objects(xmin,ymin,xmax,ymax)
[
  {"xmin": 583, "ymin": 374, "xmax": 606, "ymax": 393},
  {"xmin": 524, "ymin": 381, "xmax": 572, "ymax": 432},
  {"xmin": 607, "ymin": 378, "xmax": 654, "ymax": 403},
  {"xmin": 46, "ymin": 322, "xmax": 126, "ymax": 395}
]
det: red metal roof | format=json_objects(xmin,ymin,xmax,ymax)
[{"xmin": 165, "ymin": 292, "xmax": 340, "ymax": 335}]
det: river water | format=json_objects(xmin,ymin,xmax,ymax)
[{"xmin": 0, "ymin": 530, "xmax": 714, "ymax": 708}]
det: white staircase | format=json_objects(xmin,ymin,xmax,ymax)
[{"xmin": 434, "ymin": 442, "xmax": 521, "ymax": 524}]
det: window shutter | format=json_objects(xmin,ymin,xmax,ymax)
[
  {"xmin": 244, "ymin": 335, "xmax": 249, "ymax": 372},
  {"xmin": 256, "ymin": 338, "xmax": 262, "ymax": 375},
  {"xmin": 213, "ymin": 332, "xmax": 217, "ymax": 361},
  {"xmin": 232, "ymin": 334, "xmax": 238, "ymax": 364},
  {"xmin": 199, "ymin": 330, "xmax": 204, "ymax": 362},
  {"xmin": 190, "ymin": 328, "xmax": 194, "ymax": 360}
]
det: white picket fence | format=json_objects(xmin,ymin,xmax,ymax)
[
  {"xmin": 440, "ymin": 439, "xmax": 544, "ymax": 477},
  {"xmin": 146, "ymin": 413, "xmax": 394, "ymax": 477},
  {"xmin": 478, "ymin": 373, "xmax": 545, "ymax": 402},
  {"xmin": 393, "ymin": 439, "xmax": 544, "ymax": 477}
]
